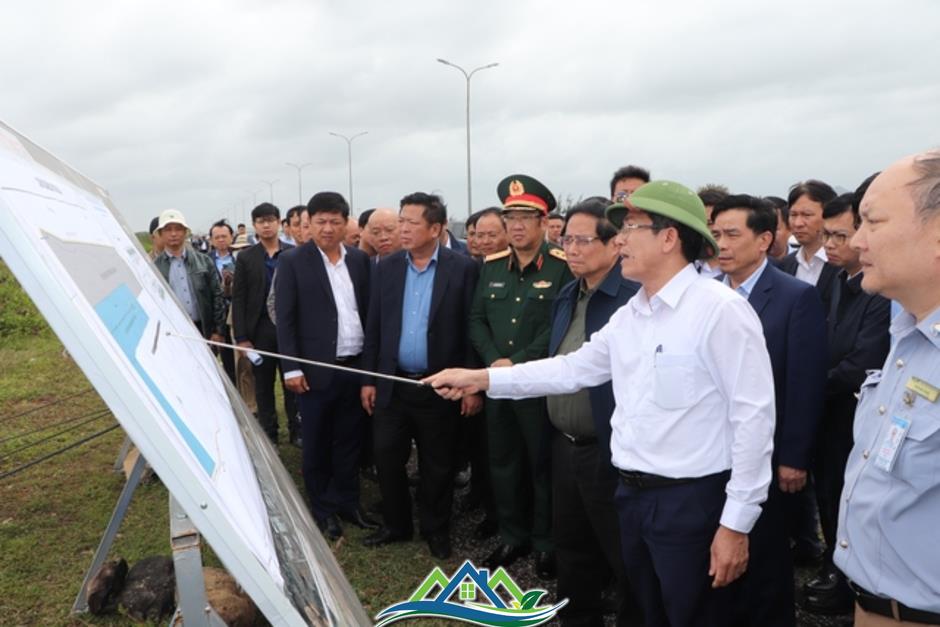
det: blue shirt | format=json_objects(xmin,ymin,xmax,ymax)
[
  {"xmin": 164, "ymin": 249, "xmax": 200, "ymax": 322},
  {"xmin": 211, "ymin": 250, "xmax": 234, "ymax": 277},
  {"xmin": 397, "ymin": 245, "xmax": 439, "ymax": 373},
  {"xmin": 722, "ymin": 258, "xmax": 768, "ymax": 299},
  {"xmin": 834, "ymin": 305, "xmax": 940, "ymax": 612}
]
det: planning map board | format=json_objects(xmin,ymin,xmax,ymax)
[{"xmin": 0, "ymin": 121, "xmax": 370, "ymax": 626}]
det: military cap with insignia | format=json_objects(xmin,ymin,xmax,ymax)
[{"xmin": 497, "ymin": 174, "xmax": 556, "ymax": 215}]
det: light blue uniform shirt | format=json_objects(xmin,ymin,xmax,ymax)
[
  {"xmin": 397, "ymin": 245, "xmax": 438, "ymax": 373},
  {"xmin": 722, "ymin": 258, "xmax": 768, "ymax": 299},
  {"xmin": 835, "ymin": 305, "xmax": 940, "ymax": 612}
]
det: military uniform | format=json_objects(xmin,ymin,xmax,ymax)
[{"xmin": 469, "ymin": 175, "xmax": 573, "ymax": 557}]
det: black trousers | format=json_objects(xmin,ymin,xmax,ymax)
[
  {"xmin": 218, "ymin": 323, "xmax": 236, "ymax": 384},
  {"xmin": 734, "ymin": 482, "xmax": 795, "ymax": 627},
  {"xmin": 373, "ymin": 381, "xmax": 460, "ymax": 538},
  {"xmin": 615, "ymin": 470, "xmax": 738, "ymax": 627},
  {"xmin": 298, "ymin": 365, "xmax": 363, "ymax": 523},
  {"xmin": 553, "ymin": 433, "xmax": 637, "ymax": 627},
  {"xmin": 251, "ymin": 317, "xmax": 297, "ymax": 442}
]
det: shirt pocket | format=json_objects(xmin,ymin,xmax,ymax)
[
  {"xmin": 894, "ymin": 411, "xmax": 940, "ymax": 488},
  {"xmin": 653, "ymin": 353, "xmax": 698, "ymax": 410}
]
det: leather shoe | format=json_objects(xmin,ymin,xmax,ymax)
[
  {"xmin": 534, "ymin": 551, "xmax": 556, "ymax": 580},
  {"xmin": 363, "ymin": 527, "xmax": 411, "ymax": 547},
  {"xmin": 339, "ymin": 507, "xmax": 380, "ymax": 530},
  {"xmin": 802, "ymin": 570, "xmax": 853, "ymax": 615},
  {"xmin": 483, "ymin": 544, "xmax": 530, "ymax": 570},
  {"xmin": 317, "ymin": 515, "xmax": 343, "ymax": 541},
  {"xmin": 426, "ymin": 534, "xmax": 452, "ymax": 560},
  {"xmin": 473, "ymin": 518, "xmax": 498, "ymax": 540}
]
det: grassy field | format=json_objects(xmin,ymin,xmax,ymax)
[{"xmin": 0, "ymin": 259, "xmax": 497, "ymax": 626}]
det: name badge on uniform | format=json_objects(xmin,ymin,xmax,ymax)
[
  {"xmin": 489, "ymin": 282, "xmax": 505, "ymax": 288},
  {"xmin": 873, "ymin": 416, "xmax": 911, "ymax": 472},
  {"xmin": 532, "ymin": 281, "xmax": 552, "ymax": 288},
  {"xmin": 906, "ymin": 377, "xmax": 940, "ymax": 403}
]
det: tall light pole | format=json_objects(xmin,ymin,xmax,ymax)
[
  {"xmin": 261, "ymin": 179, "xmax": 279, "ymax": 204},
  {"xmin": 328, "ymin": 131, "xmax": 368, "ymax": 210},
  {"xmin": 285, "ymin": 162, "xmax": 312, "ymax": 205},
  {"xmin": 437, "ymin": 58, "xmax": 499, "ymax": 218}
]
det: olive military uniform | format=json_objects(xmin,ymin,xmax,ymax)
[{"xmin": 469, "ymin": 240, "xmax": 573, "ymax": 551}]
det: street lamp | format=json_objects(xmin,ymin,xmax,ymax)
[
  {"xmin": 328, "ymin": 131, "xmax": 368, "ymax": 211},
  {"xmin": 261, "ymin": 179, "xmax": 279, "ymax": 204},
  {"xmin": 436, "ymin": 58, "xmax": 499, "ymax": 218},
  {"xmin": 285, "ymin": 162, "xmax": 312, "ymax": 205}
]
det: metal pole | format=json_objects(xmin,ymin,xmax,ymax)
[
  {"xmin": 436, "ymin": 59, "xmax": 499, "ymax": 219},
  {"xmin": 261, "ymin": 179, "xmax": 279, "ymax": 204},
  {"xmin": 285, "ymin": 162, "xmax": 311, "ymax": 205},
  {"xmin": 329, "ymin": 132, "xmax": 368, "ymax": 210}
]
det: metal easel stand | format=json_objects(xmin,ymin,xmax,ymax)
[{"xmin": 71, "ymin": 454, "xmax": 225, "ymax": 626}]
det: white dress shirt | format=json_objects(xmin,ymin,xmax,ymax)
[
  {"xmin": 488, "ymin": 264, "xmax": 775, "ymax": 533},
  {"xmin": 794, "ymin": 245, "xmax": 827, "ymax": 286},
  {"xmin": 284, "ymin": 245, "xmax": 364, "ymax": 380}
]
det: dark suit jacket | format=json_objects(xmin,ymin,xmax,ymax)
[
  {"xmin": 275, "ymin": 243, "xmax": 370, "ymax": 391},
  {"xmin": 779, "ymin": 249, "xmax": 839, "ymax": 314},
  {"xmin": 231, "ymin": 241, "xmax": 292, "ymax": 342},
  {"xmin": 446, "ymin": 230, "xmax": 470, "ymax": 256},
  {"xmin": 548, "ymin": 261, "xmax": 639, "ymax": 469},
  {"xmin": 825, "ymin": 271, "xmax": 891, "ymax": 428},
  {"xmin": 746, "ymin": 263, "xmax": 828, "ymax": 470},
  {"xmin": 362, "ymin": 246, "xmax": 480, "ymax": 409}
]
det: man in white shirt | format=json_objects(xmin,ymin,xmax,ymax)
[
  {"xmin": 276, "ymin": 191, "xmax": 376, "ymax": 541},
  {"xmin": 426, "ymin": 181, "xmax": 776, "ymax": 627}
]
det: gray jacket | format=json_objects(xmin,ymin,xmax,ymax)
[{"xmin": 154, "ymin": 247, "xmax": 226, "ymax": 338}]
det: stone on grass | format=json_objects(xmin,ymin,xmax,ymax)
[
  {"xmin": 117, "ymin": 555, "xmax": 175, "ymax": 622},
  {"xmin": 86, "ymin": 558, "xmax": 128, "ymax": 614},
  {"xmin": 203, "ymin": 567, "xmax": 257, "ymax": 627}
]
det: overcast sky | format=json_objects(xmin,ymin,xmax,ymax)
[{"xmin": 3, "ymin": 0, "xmax": 939, "ymax": 232}]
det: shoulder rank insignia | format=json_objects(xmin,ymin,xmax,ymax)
[
  {"xmin": 484, "ymin": 248, "xmax": 511, "ymax": 263},
  {"xmin": 548, "ymin": 247, "xmax": 567, "ymax": 261},
  {"xmin": 533, "ymin": 280, "xmax": 552, "ymax": 289}
]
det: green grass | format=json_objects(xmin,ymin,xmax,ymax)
[{"xmin": 0, "ymin": 261, "xmax": 471, "ymax": 625}]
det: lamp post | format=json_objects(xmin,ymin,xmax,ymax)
[
  {"xmin": 285, "ymin": 162, "xmax": 312, "ymax": 205},
  {"xmin": 328, "ymin": 131, "xmax": 368, "ymax": 210},
  {"xmin": 260, "ymin": 179, "xmax": 279, "ymax": 204},
  {"xmin": 436, "ymin": 58, "xmax": 499, "ymax": 218}
]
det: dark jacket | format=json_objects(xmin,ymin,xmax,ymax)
[
  {"xmin": 362, "ymin": 246, "xmax": 480, "ymax": 408},
  {"xmin": 747, "ymin": 263, "xmax": 828, "ymax": 470},
  {"xmin": 825, "ymin": 271, "xmax": 891, "ymax": 425},
  {"xmin": 153, "ymin": 247, "xmax": 226, "ymax": 339},
  {"xmin": 446, "ymin": 230, "xmax": 470, "ymax": 256},
  {"xmin": 231, "ymin": 241, "xmax": 292, "ymax": 342},
  {"xmin": 548, "ymin": 261, "xmax": 639, "ymax": 469},
  {"xmin": 274, "ymin": 243, "xmax": 370, "ymax": 391},
  {"xmin": 779, "ymin": 250, "xmax": 840, "ymax": 314}
]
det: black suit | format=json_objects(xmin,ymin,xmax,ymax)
[
  {"xmin": 816, "ymin": 272, "xmax": 890, "ymax": 567},
  {"xmin": 361, "ymin": 247, "xmax": 479, "ymax": 538},
  {"xmin": 736, "ymin": 263, "xmax": 827, "ymax": 627},
  {"xmin": 275, "ymin": 242, "xmax": 370, "ymax": 523},
  {"xmin": 231, "ymin": 241, "xmax": 295, "ymax": 441},
  {"xmin": 779, "ymin": 250, "xmax": 840, "ymax": 314}
]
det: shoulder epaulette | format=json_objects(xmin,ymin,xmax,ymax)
[
  {"xmin": 548, "ymin": 247, "xmax": 567, "ymax": 261},
  {"xmin": 484, "ymin": 249, "xmax": 512, "ymax": 263}
]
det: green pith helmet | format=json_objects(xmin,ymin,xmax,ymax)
[
  {"xmin": 606, "ymin": 180, "xmax": 718, "ymax": 259},
  {"xmin": 497, "ymin": 174, "xmax": 556, "ymax": 215}
]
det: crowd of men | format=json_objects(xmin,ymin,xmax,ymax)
[{"xmin": 144, "ymin": 148, "xmax": 940, "ymax": 627}]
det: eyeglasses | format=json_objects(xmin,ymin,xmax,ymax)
[
  {"xmin": 560, "ymin": 234, "xmax": 601, "ymax": 247},
  {"xmin": 613, "ymin": 190, "xmax": 632, "ymax": 203},
  {"xmin": 822, "ymin": 230, "xmax": 851, "ymax": 246},
  {"xmin": 619, "ymin": 222, "xmax": 656, "ymax": 236}
]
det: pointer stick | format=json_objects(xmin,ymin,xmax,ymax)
[{"xmin": 164, "ymin": 331, "xmax": 425, "ymax": 387}]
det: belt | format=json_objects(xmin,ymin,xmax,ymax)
[
  {"xmin": 335, "ymin": 354, "xmax": 360, "ymax": 365},
  {"xmin": 618, "ymin": 469, "xmax": 696, "ymax": 489},
  {"xmin": 849, "ymin": 581, "xmax": 940, "ymax": 624},
  {"xmin": 395, "ymin": 370, "xmax": 427, "ymax": 380},
  {"xmin": 561, "ymin": 432, "xmax": 597, "ymax": 446}
]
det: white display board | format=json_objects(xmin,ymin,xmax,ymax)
[{"xmin": 0, "ymin": 120, "xmax": 370, "ymax": 626}]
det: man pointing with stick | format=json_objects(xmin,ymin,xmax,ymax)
[{"xmin": 425, "ymin": 181, "xmax": 776, "ymax": 627}]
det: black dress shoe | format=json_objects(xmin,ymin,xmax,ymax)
[
  {"xmin": 802, "ymin": 569, "xmax": 853, "ymax": 615},
  {"xmin": 473, "ymin": 518, "xmax": 498, "ymax": 540},
  {"xmin": 339, "ymin": 506, "xmax": 380, "ymax": 530},
  {"xmin": 482, "ymin": 544, "xmax": 530, "ymax": 570},
  {"xmin": 534, "ymin": 551, "xmax": 556, "ymax": 580},
  {"xmin": 317, "ymin": 515, "xmax": 343, "ymax": 541},
  {"xmin": 427, "ymin": 534, "xmax": 452, "ymax": 560},
  {"xmin": 363, "ymin": 527, "xmax": 412, "ymax": 547},
  {"xmin": 804, "ymin": 567, "xmax": 840, "ymax": 594}
]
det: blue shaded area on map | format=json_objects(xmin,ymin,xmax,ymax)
[{"xmin": 94, "ymin": 284, "xmax": 216, "ymax": 475}]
